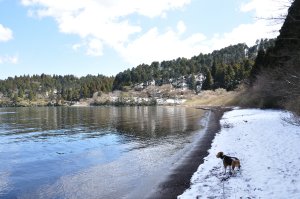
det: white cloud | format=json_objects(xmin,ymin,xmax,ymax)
[
  {"xmin": 71, "ymin": 40, "xmax": 103, "ymax": 56},
  {"xmin": 119, "ymin": 0, "xmax": 292, "ymax": 66},
  {"xmin": 0, "ymin": 24, "xmax": 17, "ymax": 65},
  {"xmin": 119, "ymin": 27, "xmax": 207, "ymax": 65},
  {"xmin": 72, "ymin": 43, "xmax": 82, "ymax": 51},
  {"xmin": 21, "ymin": 0, "xmax": 191, "ymax": 53},
  {"xmin": 198, "ymin": 0, "xmax": 291, "ymax": 54},
  {"xmin": 20, "ymin": 0, "xmax": 291, "ymax": 67},
  {"xmin": 0, "ymin": 55, "xmax": 19, "ymax": 64},
  {"xmin": 20, "ymin": 0, "xmax": 193, "ymax": 65},
  {"xmin": 86, "ymin": 39, "xmax": 103, "ymax": 57},
  {"xmin": 209, "ymin": 20, "xmax": 281, "ymax": 51},
  {"xmin": 240, "ymin": 0, "xmax": 290, "ymax": 19},
  {"xmin": 22, "ymin": 0, "xmax": 191, "ymax": 18},
  {"xmin": 177, "ymin": 20, "xmax": 186, "ymax": 35},
  {"xmin": 0, "ymin": 24, "xmax": 13, "ymax": 42}
]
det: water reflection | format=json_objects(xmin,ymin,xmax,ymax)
[
  {"xmin": 0, "ymin": 107, "xmax": 203, "ymax": 143},
  {"xmin": 0, "ymin": 106, "xmax": 205, "ymax": 199}
]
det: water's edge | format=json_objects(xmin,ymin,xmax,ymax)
[
  {"xmin": 145, "ymin": 107, "xmax": 230, "ymax": 199},
  {"xmin": 0, "ymin": 106, "xmax": 207, "ymax": 199}
]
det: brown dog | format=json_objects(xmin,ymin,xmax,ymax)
[{"xmin": 216, "ymin": 152, "xmax": 241, "ymax": 174}]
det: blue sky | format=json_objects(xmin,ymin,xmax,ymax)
[{"xmin": 0, "ymin": 0, "xmax": 290, "ymax": 80}]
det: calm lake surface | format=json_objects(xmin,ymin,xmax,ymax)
[{"xmin": 0, "ymin": 106, "xmax": 206, "ymax": 199}]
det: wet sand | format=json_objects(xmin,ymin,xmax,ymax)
[{"xmin": 147, "ymin": 107, "xmax": 230, "ymax": 199}]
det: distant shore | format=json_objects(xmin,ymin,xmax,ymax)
[
  {"xmin": 146, "ymin": 106, "xmax": 231, "ymax": 199},
  {"xmin": 0, "ymin": 88, "xmax": 241, "ymax": 108}
]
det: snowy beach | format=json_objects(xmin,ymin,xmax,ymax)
[{"xmin": 179, "ymin": 109, "xmax": 300, "ymax": 198}]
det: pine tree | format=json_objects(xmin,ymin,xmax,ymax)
[
  {"xmin": 189, "ymin": 75, "xmax": 196, "ymax": 91},
  {"xmin": 211, "ymin": 60, "xmax": 217, "ymax": 78},
  {"xmin": 202, "ymin": 67, "xmax": 213, "ymax": 90},
  {"xmin": 28, "ymin": 90, "xmax": 35, "ymax": 101},
  {"xmin": 250, "ymin": 46, "xmax": 265, "ymax": 83},
  {"xmin": 18, "ymin": 89, "xmax": 24, "ymax": 98},
  {"xmin": 13, "ymin": 94, "xmax": 19, "ymax": 103}
]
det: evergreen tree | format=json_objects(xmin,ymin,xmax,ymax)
[
  {"xmin": 28, "ymin": 90, "xmax": 35, "ymax": 101},
  {"xmin": 189, "ymin": 75, "xmax": 196, "ymax": 91},
  {"xmin": 250, "ymin": 46, "xmax": 265, "ymax": 83},
  {"xmin": 211, "ymin": 60, "xmax": 217, "ymax": 78},
  {"xmin": 18, "ymin": 89, "xmax": 24, "ymax": 98},
  {"xmin": 13, "ymin": 94, "xmax": 19, "ymax": 104},
  {"xmin": 224, "ymin": 65, "xmax": 236, "ymax": 90},
  {"xmin": 202, "ymin": 67, "xmax": 213, "ymax": 90},
  {"xmin": 213, "ymin": 63, "xmax": 225, "ymax": 89}
]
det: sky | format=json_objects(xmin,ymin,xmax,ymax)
[{"xmin": 0, "ymin": 0, "xmax": 291, "ymax": 80}]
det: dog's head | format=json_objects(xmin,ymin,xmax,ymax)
[{"xmin": 216, "ymin": 151, "xmax": 223, "ymax": 159}]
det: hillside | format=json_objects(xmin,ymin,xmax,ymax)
[
  {"xmin": 0, "ymin": 75, "xmax": 114, "ymax": 106},
  {"xmin": 245, "ymin": 0, "xmax": 300, "ymax": 115},
  {"xmin": 113, "ymin": 41, "xmax": 274, "ymax": 92},
  {"xmin": 0, "ymin": 41, "xmax": 274, "ymax": 107}
]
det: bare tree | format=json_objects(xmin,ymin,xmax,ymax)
[{"xmin": 257, "ymin": 0, "xmax": 294, "ymax": 24}]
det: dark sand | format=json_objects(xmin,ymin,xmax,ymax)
[{"xmin": 147, "ymin": 107, "xmax": 230, "ymax": 199}]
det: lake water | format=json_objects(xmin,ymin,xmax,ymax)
[{"xmin": 0, "ymin": 106, "xmax": 206, "ymax": 199}]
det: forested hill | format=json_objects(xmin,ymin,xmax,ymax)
[
  {"xmin": 113, "ymin": 40, "xmax": 275, "ymax": 91},
  {"xmin": 0, "ymin": 39, "xmax": 274, "ymax": 105},
  {"xmin": 0, "ymin": 74, "xmax": 114, "ymax": 102}
]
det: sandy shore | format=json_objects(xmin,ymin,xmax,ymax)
[{"xmin": 146, "ymin": 107, "xmax": 231, "ymax": 199}]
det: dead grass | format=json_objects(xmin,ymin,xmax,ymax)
[
  {"xmin": 17, "ymin": 99, "xmax": 49, "ymax": 107},
  {"xmin": 184, "ymin": 88, "xmax": 242, "ymax": 107}
]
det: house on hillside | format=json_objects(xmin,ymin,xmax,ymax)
[
  {"xmin": 134, "ymin": 83, "xmax": 144, "ymax": 91},
  {"xmin": 134, "ymin": 80, "xmax": 156, "ymax": 91},
  {"xmin": 172, "ymin": 76, "xmax": 188, "ymax": 90},
  {"xmin": 147, "ymin": 80, "xmax": 155, "ymax": 86},
  {"xmin": 195, "ymin": 73, "xmax": 206, "ymax": 93},
  {"xmin": 195, "ymin": 73, "xmax": 205, "ymax": 83}
]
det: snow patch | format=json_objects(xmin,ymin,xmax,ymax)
[{"xmin": 178, "ymin": 109, "xmax": 300, "ymax": 198}]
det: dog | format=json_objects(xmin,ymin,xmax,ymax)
[{"xmin": 216, "ymin": 152, "xmax": 241, "ymax": 174}]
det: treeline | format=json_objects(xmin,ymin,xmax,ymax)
[
  {"xmin": 0, "ymin": 39, "xmax": 276, "ymax": 104},
  {"xmin": 0, "ymin": 74, "xmax": 114, "ymax": 101},
  {"xmin": 113, "ymin": 40, "xmax": 275, "ymax": 91}
]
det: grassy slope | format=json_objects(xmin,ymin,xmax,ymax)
[{"xmin": 184, "ymin": 88, "xmax": 241, "ymax": 107}]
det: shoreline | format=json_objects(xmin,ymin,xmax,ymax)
[{"xmin": 146, "ymin": 107, "xmax": 231, "ymax": 199}]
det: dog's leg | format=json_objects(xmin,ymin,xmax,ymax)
[
  {"xmin": 231, "ymin": 164, "xmax": 235, "ymax": 175},
  {"xmin": 224, "ymin": 165, "xmax": 227, "ymax": 175},
  {"xmin": 232, "ymin": 160, "xmax": 241, "ymax": 173},
  {"xmin": 237, "ymin": 161, "xmax": 241, "ymax": 170},
  {"xmin": 223, "ymin": 163, "xmax": 227, "ymax": 174}
]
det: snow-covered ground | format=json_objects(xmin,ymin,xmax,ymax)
[{"xmin": 178, "ymin": 109, "xmax": 300, "ymax": 199}]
